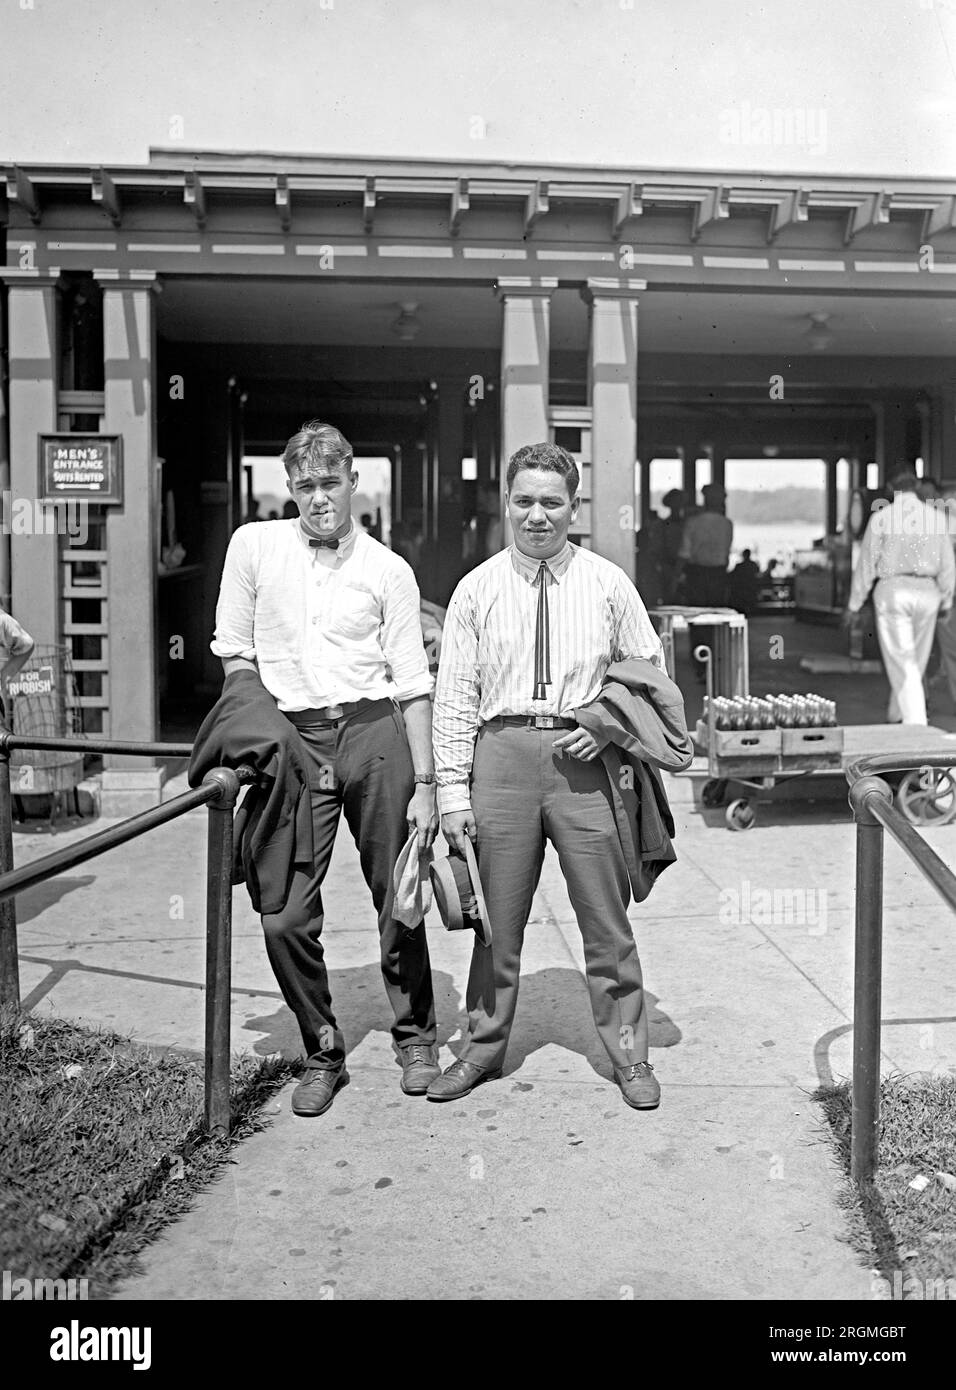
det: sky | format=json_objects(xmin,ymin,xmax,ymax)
[{"xmin": 1, "ymin": 0, "xmax": 954, "ymax": 174}]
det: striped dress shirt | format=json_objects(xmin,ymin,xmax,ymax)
[{"xmin": 433, "ymin": 542, "xmax": 666, "ymax": 813}]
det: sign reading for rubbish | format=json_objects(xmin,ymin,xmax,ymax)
[
  {"xmin": 6, "ymin": 665, "xmax": 55, "ymax": 697},
  {"xmin": 38, "ymin": 434, "xmax": 123, "ymax": 505}
]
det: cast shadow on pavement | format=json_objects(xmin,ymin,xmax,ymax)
[{"xmin": 244, "ymin": 963, "xmax": 680, "ymax": 1081}]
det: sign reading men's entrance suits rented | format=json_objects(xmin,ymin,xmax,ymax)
[{"xmin": 37, "ymin": 435, "xmax": 123, "ymax": 505}]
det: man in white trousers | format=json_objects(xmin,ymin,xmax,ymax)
[{"xmin": 846, "ymin": 470, "xmax": 955, "ymax": 724}]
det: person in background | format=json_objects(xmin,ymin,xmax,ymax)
[
  {"xmin": 928, "ymin": 482, "xmax": 956, "ymax": 709},
  {"xmin": 675, "ymin": 482, "xmax": 733, "ymax": 608},
  {"xmin": 917, "ymin": 476, "xmax": 942, "ymax": 503},
  {"xmin": 358, "ymin": 512, "xmax": 374, "ymax": 535},
  {"xmin": 635, "ymin": 508, "xmax": 666, "ymax": 607},
  {"xmin": 846, "ymin": 469, "xmax": 955, "ymax": 724},
  {"xmin": 0, "ymin": 606, "xmax": 36, "ymax": 725},
  {"xmin": 659, "ymin": 488, "xmax": 687, "ymax": 603},
  {"xmin": 728, "ymin": 547, "xmax": 760, "ymax": 615}
]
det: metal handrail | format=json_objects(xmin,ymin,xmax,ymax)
[
  {"xmin": 846, "ymin": 751, "xmax": 956, "ymax": 1185},
  {"xmin": 0, "ymin": 733, "xmax": 256, "ymax": 1135},
  {"xmin": 0, "ymin": 733, "xmax": 192, "ymax": 758}
]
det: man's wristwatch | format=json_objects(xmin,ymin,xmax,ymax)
[{"xmin": 413, "ymin": 773, "xmax": 436, "ymax": 785}]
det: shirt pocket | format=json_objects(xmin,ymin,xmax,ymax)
[{"xmin": 325, "ymin": 578, "xmax": 381, "ymax": 642}]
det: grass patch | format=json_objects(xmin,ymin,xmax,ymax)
[
  {"xmin": 816, "ymin": 1075, "xmax": 956, "ymax": 1298},
  {"xmin": 0, "ymin": 1011, "xmax": 301, "ymax": 1299}
]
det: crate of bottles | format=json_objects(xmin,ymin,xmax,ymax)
[{"xmin": 698, "ymin": 695, "xmax": 844, "ymax": 771}]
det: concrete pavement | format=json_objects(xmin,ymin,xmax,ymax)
[{"xmin": 12, "ymin": 754, "xmax": 956, "ymax": 1301}]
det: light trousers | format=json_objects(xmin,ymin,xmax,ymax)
[
  {"xmin": 461, "ymin": 723, "xmax": 648, "ymax": 1074},
  {"xmin": 873, "ymin": 576, "xmax": 941, "ymax": 725}
]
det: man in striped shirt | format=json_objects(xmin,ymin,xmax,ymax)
[{"xmin": 429, "ymin": 443, "xmax": 667, "ymax": 1110}]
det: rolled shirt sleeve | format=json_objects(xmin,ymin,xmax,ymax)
[
  {"xmin": 433, "ymin": 583, "xmax": 482, "ymax": 815},
  {"xmin": 210, "ymin": 527, "xmax": 258, "ymax": 662},
  {"xmin": 0, "ymin": 611, "xmax": 35, "ymax": 658},
  {"xmin": 381, "ymin": 560, "xmax": 434, "ymax": 702}
]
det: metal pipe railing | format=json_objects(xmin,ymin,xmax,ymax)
[
  {"xmin": 0, "ymin": 733, "xmax": 256, "ymax": 1135},
  {"xmin": 847, "ymin": 755, "xmax": 956, "ymax": 1185},
  {"xmin": 0, "ymin": 733, "xmax": 193, "ymax": 759}
]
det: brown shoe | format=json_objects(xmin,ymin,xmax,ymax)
[
  {"xmin": 615, "ymin": 1061, "xmax": 660, "ymax": 1110},
  {"xmin": 426, "ymin": 1058, "xmax": 500, "ymax": 1102},
  {"xmin": 291, "ymin": 1064, "xmax": 349, "ymax": 1117},
  {"xmin": 400, "ymin": 1043, "xmax": 441, "ymax": 1095}
]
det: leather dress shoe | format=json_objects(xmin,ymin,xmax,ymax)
[
  {"xmin": 400, "ymin": 1043, "xmax": 441, "ymax": 1095},
  {"xmin": 291, "ymin": 1064, "xmax": 349, "ymax": 1117},
  {"xmin": 615, "ymin": 1061, "xmax": 660, "ymax": 1110},
  {"xmin": 426, "ymin": 1058, "xmax": 500, "ymax": 1102}
]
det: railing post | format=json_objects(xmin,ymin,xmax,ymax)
[
  {"xmin": 0, "ymin": 734, "xmax": 20, "ymax": 1015},
  {"xmin": 202, "ymin": 768, "xmax": 241, "ymax": 1136},
  {"xmin": 848, "ymin": 774, "xmax": 893, "ymax": 1185}
]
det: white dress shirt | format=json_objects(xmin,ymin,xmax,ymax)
[
  {"xmin": 848, "ymin": 492, "xmax": 956, "ymax": 613},
  {"xmin": 433, "ymin": 542, "xmax": 665, "ymax": 813},
  {"xmin": 679, "ymin": 510, "xmax": 734, "ymax": 567},
  {"xmin": 211, "ymin": 519, "xmax": 434, "ymax": 711}
]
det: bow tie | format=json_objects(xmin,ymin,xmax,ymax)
[{"xmin": 309, "ymin": 536, "xmax": 340, "ymax": 551}]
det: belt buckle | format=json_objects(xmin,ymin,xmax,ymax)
[
  {"xmin": 534, "ymin": 715, "xmax": 555, "ymax": 729},
  {"xmin": 325, "ymin": 705, "xmax": 344, "ymax": 721}
]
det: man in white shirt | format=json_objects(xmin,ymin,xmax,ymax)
[
  {"xmin": 676, "ymin": 482, "xmax": 734, "ymax": 606},
  {"xmin": 211, "ymin": 420, "xmax": 441, "ymax": 1116},
  {"xmin": 846, "ymin": 470, "xmax": 956, "ymax": 724},
  {"xmin": 429, "ymin": 442, "xmax": 667, "ymax": 1111}
]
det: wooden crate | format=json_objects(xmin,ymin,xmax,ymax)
[{"xmin": 780, "ymin": 726, "xmax": 844, "ymax": 768}]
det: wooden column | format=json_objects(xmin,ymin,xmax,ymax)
[
  {"xmin": 0, "ymin": 269, "xmax": 63, "ymax": 648},
  {"xmin": 639, "ymin": 457, "xmax": 652, "ymax": 526},
  {"xmin": 435, "ymin": 377, "xmax": 465, "ymax": 602},
  {"xmin": 95, "ymin": 270, "xmax": 162, "ymax": 809},
  {"xmin": 825, "ymin": 456, "xmax": 840, "ymax": 536},
  {"xmin": 581, "ymin": 278, "xmax": 645, "ymax": 580},
  {"xmin": 876, "ymin": 395, "xmax": 912, "ymax": 482},
  {"xmin": 928, "ymin": 385, "xmax": 956, "ymax": 483},
  {"xmin": 682, "ymin": 447, "xmax": 699, "ymax": 508},
  {"xmin": 495, "ymin": 278, "xmax": 556, "ymax": 543}
]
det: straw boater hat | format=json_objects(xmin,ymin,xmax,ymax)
[{"xmin": 429, "ymin": 838, "xmax": 492, "ymax": 947}]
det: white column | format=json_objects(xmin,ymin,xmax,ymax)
[
  {"xmin": 0, "ymin": 269, "xmax": 63, "ymax": 642},
  {"xmin": 495, "ymin": 277, "xmax": 557, "ymax": 543},
  {"xmin": 94, "ymin": 270, "xmax": 162, "ymax": 808},
  {"xmin": 582, "ymin": 278, "xmax": 646, "ymax": 579}
]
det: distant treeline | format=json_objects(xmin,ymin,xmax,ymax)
[{"xmin": 649, "ymin": 486, "xmax": 848, "ymax": 525}]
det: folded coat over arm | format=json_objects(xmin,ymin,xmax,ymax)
[
  {"xmin": 574, "ymin": 657, "xmax": 694, "ymax": 904},
  {"xmin": 187, "ymin": 668, "xmax": 315, "ymax": 915}
]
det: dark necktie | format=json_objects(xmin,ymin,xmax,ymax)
[
  {"xmin": 532, "ymin": 561, "xmax": 551, "ymax": 701},
  {"xmin": 309, "ymin": 536, "xmax": 340, "ymax": 551}
]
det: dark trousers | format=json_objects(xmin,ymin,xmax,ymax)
[
  {"xmin": 461, "ymin": 724, "xmax": 647, "ymax": 1073},
  {"xmin": 261, "ymin": 700, "xmax": 436, "ymax": 1066}
]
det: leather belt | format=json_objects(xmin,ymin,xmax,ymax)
[
  {"xmin": 285, "ymin": 697, "xmax": 385, "ymax": 728},
  {"xmin": 489, "ymin": 715, "xmax": 578, "ymax": 730}
]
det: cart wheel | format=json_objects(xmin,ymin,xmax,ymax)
[
  {"xmin": 726, "ymin": 798, "xmax": 756, "ymax": 831},
  {"xmin": 702, "ymin": 778, "xmax": 728, "ymax": 808},
  {"xmin": 895, "ymin": 768, "xmax": 956, "ymax": 827}
]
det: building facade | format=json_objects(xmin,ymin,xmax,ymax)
[{"xmin": 2, "ymin": 151, "xmax": 954, "ymax": 803}]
